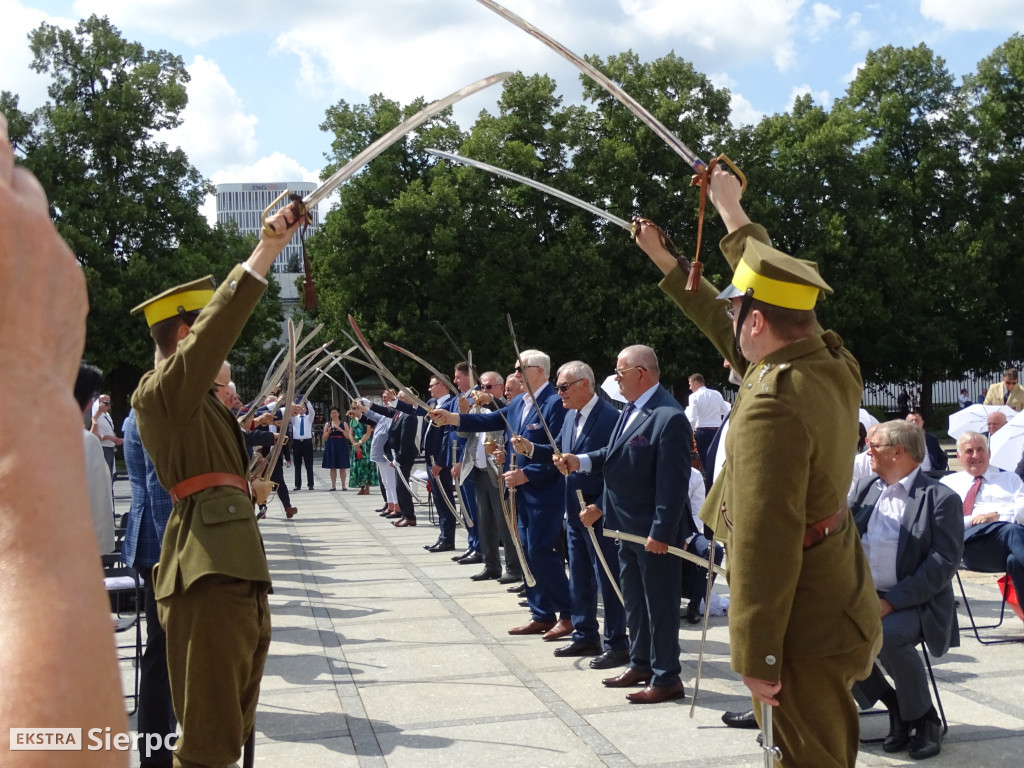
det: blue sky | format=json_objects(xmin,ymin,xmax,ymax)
[{"xmin": 2, "ymin": 0, "xmax": 1021, "ymax": 220}]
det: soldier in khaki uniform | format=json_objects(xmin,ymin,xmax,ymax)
[
  {"xmin": 131, "ymin": 202, "xmax": 306, "ymax": 768},
  {"xmin": 634, "ymin": 167, "xmax": 881, "ymax": 767}
]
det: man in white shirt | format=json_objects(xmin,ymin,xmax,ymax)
[
  {"xmin": 940, "ymin": 430, "xmax": 1024, "ymax": 604},
  {"xmin": 849, "ymin": 420, "xmax": 962, "ymax": 760},
  {"xmin": 684, "ymin": 373, "xmax": 730, "ymax": 471},
  {"xmin": 91, "ymin": 394, "xmax": 123, "ymax": 479},
  {"xmin": 290, "ymin": 399, "xmax": 315, "ymax": 490}
]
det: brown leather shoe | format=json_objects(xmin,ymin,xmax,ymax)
[
  {"xmin": 542, "ymin": 618, "xmax": 574, "ymax": 641},
  {"xmin": 285, "ymin": 507, "xmax": 298, "ymax": 519},
  {"xmin": 508, "ymin": 619, "xmax": 556, "ymax": 636},
  {"xmin": 602, "ymin": 668, "xmax": 653, "ymax": 688},
  {"xmin": 392, "ymin": 517, "xmax": 417, "ymax": 527},
  {"xmin": 626, "ymin": 682, "xmax": 686, "ymax": 704}
]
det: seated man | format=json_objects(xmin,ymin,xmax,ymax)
[
  {"xmin": 941, "ymin": 430, "xmax": 1024, "ymax": 608},
  {"xmin": 906, "ymin": 411, "xmax": 948, "ymax": 472},
  {"xmin": 850, "ymin": 420, "xmax": 963, "ymax": 760}
]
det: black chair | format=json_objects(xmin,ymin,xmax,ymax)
[
  {"xmin": 955, "ymin": 570, "xmax": 1024, "ymax": 645},
  {"xmin": 102, "ymin": 553, "xmax": 144, "ymax": 714},
  {"xmin": 860, "ymin": 643, "xmax": 947, "ymax": 742}
]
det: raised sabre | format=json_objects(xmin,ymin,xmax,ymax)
[
  {"xmin": 427, "ymin": 148, "xmax": 632, "ymax": 231},
  {"xmin": 261, "ymin": 72, "xmax": 511, "ymax": 234}
]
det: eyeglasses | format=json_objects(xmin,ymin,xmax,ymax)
[
  {"xmin": 867, "ymin": 441, "xmax": 893, "ymax": 451},
  {"xmin": 483, "ymin": 384, "xmax": 500, "ymax": 390},
  {"xmin": 514, "ymin": 365, "xmax": 539, "ymax": 374},
  {"xmin": 725, "ymin": 305, "xmax": 738, "ymax": 320},
  {"xmin": 555, "ymin": 379, "xmax": 583, "ymax": 393},
  {"xmin": 428, "ymin": 381, "xmax": 445, "ymax": 388},
  {"xmin": 613, "ymin": 366, "xmax": 645, "ymax": 379},
  {"xmin": 99, "ymin": 400, "xmax": 111, "ymax": 405}
]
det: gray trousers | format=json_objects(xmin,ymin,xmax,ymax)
[
  {"xmin": 472, "ymin": 467, "xmax": 520, "ymax": 575},
  {"xmin": 852, "ymin": 607, "xmax": 931, "ymax": 721}
]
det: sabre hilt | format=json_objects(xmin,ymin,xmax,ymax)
[{"xmin": 261, "ymin": 191, "xmax": 311, "ymax": 237}]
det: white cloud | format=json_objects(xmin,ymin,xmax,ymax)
[
  {"xmin": 919, "ymin": 0, "xmax": 1024, "ymax": 32},
  {"xmin": 845, "ymin": 11, "xmax": 873, "ymax": 51},
  {"xmin": 787, "ymin": 83, "xmax": 830, "ymax": 111},
  {"xmin": 842, "ymin": 60, "xmax": 865, "ymax": 84},
  {"xmin": 0, "ymin": 1, "xmax": 76, "ymax": 111},
  {"xmin": 809, "ymin": 3, "xmax": 841, "ymax": 40},
  {"xmin": 618, "ymin": 0, "xmax": 806, "ymax": 72},
  {"xmin": 728, "ymin": 92, "xmax": 764, "ymax": 126},
  {"xmin": 162, "ymin": 55, "xmax": 259, "ymax": 176}
]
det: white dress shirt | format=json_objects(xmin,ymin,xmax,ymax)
[
  {"xmin": 941, "ymin": 467, "xmax": 1024, "ymax": 526},
  {"xmin": 685, "ymin": 386, "xmax": 731, "ymax": 430},
  {"xmin": 862, "ymin": 468, "xmax": 919, "ymax": 591},
  {"xmin": 578, "ymin": 384, "xmax": 658, "ymax": 474},
  {"xmin": 685, "ymin": 467, "xmax": 707, "ymax": 544},
  {"xmin": 290, "ymin": 402, "xmax": 315, "ymax": 441},
  {"xmin": 83, "ymin": 429, "xmax": 114, "ymax": 554}
]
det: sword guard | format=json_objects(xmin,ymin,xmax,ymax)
[{"xmin": 261, "ymin": 191, "xmax": 312, "ymax": 237}]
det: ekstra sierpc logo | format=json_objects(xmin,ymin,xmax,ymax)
[{"xmin": 9, "ymin": 728, "xmax": 82, "ymax": 750}]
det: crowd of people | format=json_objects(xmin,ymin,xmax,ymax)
[{"xmin": 6, "ymin": 103, "xmax": 1024, "ymax": 768}]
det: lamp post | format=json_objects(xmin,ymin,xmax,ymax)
[{"xmin": 1007, "ymin": 329, "xmax": 1015, "ymax": 370}]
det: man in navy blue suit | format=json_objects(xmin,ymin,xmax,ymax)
[
  {"xmin": 431, "ymin": 350, "xmax": 571, "ymax": 639},
  {"xmin": 525, "ymin": 361, "xmax": 629, "ymax": 668},
  {"xmin": 557, "ymin": 345, "xmax": 694, "ymax": 703}
]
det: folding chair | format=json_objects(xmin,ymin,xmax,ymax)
[
  {"xmin": 955, "ymin": 570, "xmax": 1024, "ymax": 645},
  {"xmin": 102, "ymin": 553, "xmax": 144, "ymax": 714},
  {"xmin": 860, "ymin": 643, "xmax": 947, "ymax": 742}
]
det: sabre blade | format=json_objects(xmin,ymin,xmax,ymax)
[
  {"xmin": 427, "ymin": 148, "xmax": 632, "ymax": 231},
  {"xmin": 304, "ymin": 72, "xmax": 511, "ymax": 210},
  {"xmin": 475, "ymin": 0, "xmax": 706, "ymax": 172}
]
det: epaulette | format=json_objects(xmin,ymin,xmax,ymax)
[{"xmin": 749, "ymin": 361, "xmax": 792, "ymax": 398}]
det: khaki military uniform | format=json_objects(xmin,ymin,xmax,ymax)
[
  {"xmin": 660, "ymin": 223, "xmax": 881, "ymax": 768},
  {"xmin": 132, "ymin": 264, "xmax": 272, "ymax": 768}
]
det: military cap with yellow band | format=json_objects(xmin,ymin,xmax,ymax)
[
  {"xmin": 716, "ymin": 239, "xmax": 833, "ymax": 310},
  {"xmin": 131, "ymin": 276, "xmax": 216, "ymax": 327}
]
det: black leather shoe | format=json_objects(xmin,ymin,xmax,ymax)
[
  {"xmin": 428, "ymin": 541, "xmax": 455, "ymax": 553},
  {"xmin": 470, "ymin": 569, "xmax": 500, "ymax": 581},
  {"xmin": 684, "ymin": 601, "xmax": 701, "ymax": 625},
  {"xmin": 424, "ymin": 539, "xmax": 443, "ymax": 551},
  {"xmin": 721, "ymin": 709, "xmax": 759, "ymax": 729},
  {"xmin": 908, "ymin": 717, "xmax": 943, "ymax": 760},
  {"xmin": 553, "ymin": 640, "xmax": 602, "ymax": 657},
  {"xmin": 507, "ymin": 582, "xmax": 526, "ymax": 593},
  {"xmin": 589, "ymin": 648, "xmax": 630, "ymax": 670},
  {"xmin": 458, "ymin": 552, "xmax": 483, "ymax": 565},
  {"xmin": 497, "ymin": 572, "xmax": 523, "ymax": 584},
  {"xmin": 883, "ymin": 709, "xmax": 911, "ymax": 753},
  {"xmin": 451, "ymin": 549, "xmax": 473, "ymax": 562}
]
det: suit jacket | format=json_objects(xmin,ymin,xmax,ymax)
[
  {"xmin": 850, "ymin": 472, "xmax": 964, "ymax": 656},
  {"xmin": 659, "ymin": 222, "xmax": 881, "ymax": 680},
  {"xmin": 459, "ymin": 384, "xmax": 566, "ymax": 508},
  {"xmin": 984, "ymin": 382, "xmax": 1024, "ymax": 411},
  {"xmin": 132, "ymin": 264, "xmax": 271, "ymax": 600},
  {"xmin": 533, "ymin": 395, "xmax": 620, "ymax": 512},
  {"xmin": 924, "ymin": 433, "xmax": 949, "ymax": 472},
  {"xmin": 371, "ymin": 404, "xmax": 418, "ymax": 464},
  {"xmin": 586, "ymin": 385, "xmax": 694, "ymax": 545}
]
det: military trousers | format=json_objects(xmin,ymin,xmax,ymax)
[
  {"xmin": 159, "ymin": 575, "xmax": 271, "ymax": 768},
  {"xmin": 755, "ymin": 631, "xmax": 880, "ymax": 768}
]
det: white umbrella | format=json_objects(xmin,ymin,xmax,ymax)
[
  {"xmin": 989, "ymin": 409, "xmax": 1024, "ymax": 472},
  {"xmin": 600, "ymin": 374, "xmax": 628, "ymax": 403},
  {"xmin": 859, "ymin": 409, "xmax": 879, "ymax": 429},
  {"xmin": 947, "ymin": 404, "xmax": 1017, "ymax": 440}
]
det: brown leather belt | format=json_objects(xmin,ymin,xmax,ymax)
[
  {"xmin": 803, "ymin": 504, "xmax": 848, "ymax": 549},
  {"xmin": 169, "ymin": 472, "xmax": 252, "ymax": 504}
]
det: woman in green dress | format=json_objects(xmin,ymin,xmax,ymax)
[{"xmin": 348, "ymin": 416, "xmax": 378, "ymax": 494}]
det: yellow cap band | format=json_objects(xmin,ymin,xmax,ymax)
[
  {"xmin": 731, "ymin": 259, "xmax": 819, "ymax": 310},
  {"xmin": 142, "ymin": 288, "xmax": 214, "ymax": 327}
]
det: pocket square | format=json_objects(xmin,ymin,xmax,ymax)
[
  {"xmin": 628, "ymin": 434, "xmax": 650, "ymax": 448},
  {"xmin": 526, "ymin": 422, "xmax": 541, "ymax": 432}
]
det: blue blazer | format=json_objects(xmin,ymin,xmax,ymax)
[
  {"xmin": 533, "ymin": 396, "xmax": 619, "ymax": 513},
  {"xmin": 459, "ymin": 384, "xmax": 566, "ymax": 507},
  {"xmin": 587, "ymin": 385, "xmax": 693, "ymax": 544}
]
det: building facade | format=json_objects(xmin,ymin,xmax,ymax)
[{"xmin": 215, "ymin": 182, "xmax": 321, "ymax": 274}]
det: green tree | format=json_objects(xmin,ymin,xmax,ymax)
[{"xmin": 15, "ymin": 15, "xmax": 282, "ymax": 412}]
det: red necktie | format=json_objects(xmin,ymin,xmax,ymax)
[{"xmin": 963, "ymin": 475, "xmax": 983, "ymax": 517}]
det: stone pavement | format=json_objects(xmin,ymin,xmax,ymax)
[{"xmin": 115, "ymin": 467, "xmax": 1024, "ymax": 767}]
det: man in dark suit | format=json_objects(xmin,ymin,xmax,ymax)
[
  {"xmin": 906, "ymin": 411, "xmax": 948, "ymax": 473},
  {"xmin": 431, "ymin": 350, "xmax": 570, "ymax": 639},
  {"xmin": 524, "ymin": 361, "xmax": 628, "ymax": 668},
  {"xmin": 369, "ymin": 392, "xmax": 420, "ymax": 526},
  {"xmin": 557, "ymin": 345, "xmax": 693, "ymax": 703},
  {"xmin": 849, "ymin": 419, "xmax": 963, "ymax": 760},
  {"xmin": 442, "ymin": 362, "xmax": 482, "ymax": 563}
]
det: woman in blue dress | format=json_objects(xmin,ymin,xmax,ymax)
[{"xmin": 321, "ymin": 407, "xmax": 352, "ymax": 490}]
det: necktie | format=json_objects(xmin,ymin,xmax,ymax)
[
  {"xmin": 299, "ymin": 414, "xmax": 305, "ymax": 437},
  {"xmin": 1004, "ymin": 389, "xmax": 1010, "ymax": 404},
  {"xmin": 568, "ymin": 410, "xmax": 579, "ymax": 448},
  {"xmin": 613, "ymin": 402, "xmax": 635, "ymax": 442},
  {"xmin": 963, "ymin": 475, "xmax": 983, "ymax": 517}
]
